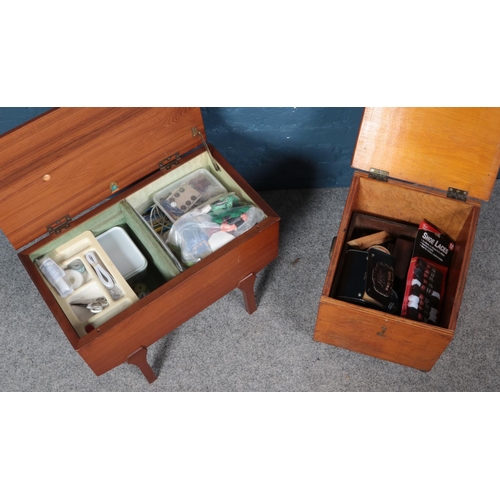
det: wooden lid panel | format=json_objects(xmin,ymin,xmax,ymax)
[
  {"xmin": 352, "ymin": 107, "xmax": 500, "ymax": 201},
  {"xmin": 0, "ymin": 107, "xmax": 204, "ymax": 249}
]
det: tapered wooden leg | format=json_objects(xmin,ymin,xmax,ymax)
[
  {"xmin": 127, "ymin": 347, "xmax": 158, "ymax": 383},
  {"xmin": 238, "ymin": 273, "xmax": 257, "ymax": 314}
]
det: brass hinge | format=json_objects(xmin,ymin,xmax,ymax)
[
  {"xmin": 368, "ymin": 168, "xmax": 389, "ymax": 182},
  {"xmin": 47, "ymin": 215, "xmax": 72, "ymax": 235},
  {"xmin": 158, "ymin": 152, "xmax": 180, "ymax": 171},
  {"xmin": 447, "ymin": 187, "xmax": 468, "ymax": 202}
]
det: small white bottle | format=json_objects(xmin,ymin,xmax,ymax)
[{"xmin": 38, "ymin": 257, "xmax": 73, "ymax": 298}]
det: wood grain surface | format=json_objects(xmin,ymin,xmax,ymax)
[
  {"xmin": 314, "ymin": 296, "xmax": 452, "ymax": 371},
  {"xmin": 353, "ymin": 107, "xmax": 500, "ymax": 201},
  {"xmin": 0, "ymin": 108, "xmax": 204, "ymax": 249}
]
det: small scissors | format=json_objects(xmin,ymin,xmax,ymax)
[{"xmin": 70, "ymin": 297, "xmax": 109, "ymax": 314}]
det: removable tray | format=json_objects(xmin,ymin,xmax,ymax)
[{"xmin": 38, "ymin": 230, "xmax": 138, "ymax": 337}]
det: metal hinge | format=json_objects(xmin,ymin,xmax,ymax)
[
  {"xmin": 447, "ymin": 187, "xmax": 468, "ymax": 202},
  {"xmin": 47, "ymin": 215, "xmax": 72, "ymax": 235},
  {"xmin": 158, "ymin": 152, "xmax": 180, "ymax": 171},
  {"xmin": 368, "ymin": 168, "xmax": 389, "ymax": 182}
]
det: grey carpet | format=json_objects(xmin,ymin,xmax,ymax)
[{"xmin": 1, "ymin": 181, "xmax": 499, "ymax": 392}]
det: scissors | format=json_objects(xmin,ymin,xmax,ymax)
[{"xmin": 70, "ymin": 297, "xmax": 109, "ymax": 314}]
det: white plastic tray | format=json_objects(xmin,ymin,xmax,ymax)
[
  {"xmin": 38, "ymin": 230, "xmax": 139, "ymax": 337},
  {"xmin": 97, "ymin": 226, "xmax": 147, "ymax": 280}
]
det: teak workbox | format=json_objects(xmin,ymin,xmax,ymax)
[
  {"xmin": 0, "ymin": 108, "xmax": 280, "ymax": 383},
  {"xmin": 314, "ymin": 107, "xmax": 500, "ymax": 371}
]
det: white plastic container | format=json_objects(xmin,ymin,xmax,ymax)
[
  {"xmin": 97, "ymin": 227, "xmax": 148, "ymax": 280},
  {"xmin": 153, "ymin": 168, "xmax": 227, "ymax": 222},
  {"xmin": 38, "ymin": 256, "xmax": 73, "ymax": 298}
]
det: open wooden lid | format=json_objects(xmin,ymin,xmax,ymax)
[
  {"xmin": 352, "ymin": 107, "xmax": 500, "ymax": 201},
  {"xmin": 0, "ymin": 108, "xmax": 205, "ymax": 249}
]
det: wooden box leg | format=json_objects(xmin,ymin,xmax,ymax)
[
  {"xmin": 127, "ymin": 347, "xmax": 158, "ymax": 383},
  {"xmin": 238, "ymin": 273, "xmax": 257, "ymax": 314}
]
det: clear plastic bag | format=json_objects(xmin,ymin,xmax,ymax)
[{"xmin": 166, "ymin": 193, "xmax": 266, "ymax": 266}]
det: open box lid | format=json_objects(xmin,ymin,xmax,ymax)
[
  {"xmin": 0, "ymin": 107, "xmax": 205, "ymax": 250},
  {"xmin": 352, "ymin": 107, "xmax": 500, "ymax": 202}
]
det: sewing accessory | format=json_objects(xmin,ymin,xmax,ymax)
[
  {"xmin": 70, "ymin": 297, "xmax": 109, "ymax": 314},
  {"xmin": 68, "ymin": 259, "xmax": 86, "ymax": 273},
  {"xmin": 133, "ymin": 283, "xmax": 150, "ymax": 299},
  {"xmin": 142, "ymin": 204, "xmax": 172, "ymax": 236},
  {"xmin": 63, "ymin": 269, "xmax": 84, "ymax": 290},
  {"xmin": 37, "ymin": 256, "xmax": 73, "ymax": 298},
  {"xmin": 85, "ymin": 251, "xmax": 124, "ymax": 300},
  {"xmin": 163, "ymin": 183, "xmax": 202, "ymax": 213}
]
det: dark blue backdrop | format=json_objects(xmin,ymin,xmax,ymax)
[{"xmin": 201, "ymin": 107, "xmax": 363, "ymax": 190}]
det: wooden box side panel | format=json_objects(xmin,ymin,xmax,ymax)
[
  {"xmin": 321, "ymin": 176, "xmax": 360, "ymax": 296},
  {"xmin": 440, "ymin": 207, "xmax": 480, "ymax": 330},
  {"xmin": 314, "ymin": 297, "xmax": 453, "ymax": 371},
  {"xmin": 76, "ymin": 221, "xmax": 279, "ymax": 375},
  {"xmin": 352, "ymin": 175, "xmax": 476, "ymax": 241}
]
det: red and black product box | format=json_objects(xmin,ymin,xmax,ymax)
[{"xmin": 401, "ymin": 220, "xmax": 455, "ymax": 325}]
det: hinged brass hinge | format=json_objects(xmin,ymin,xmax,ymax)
[
  {"xmin": 47, "ymin": 215, "xmax": 72, "ymax": 235},
  {"xmin": 368, "ymin": 168, "xmax": 389, "ymax": 182},
  {"xmin": 447, "ymin": 187, "xmax": 468, "ymax": 202},
  {"xmin": 158, "ymin": 152, "xmax": 180, "ymax": 171}
]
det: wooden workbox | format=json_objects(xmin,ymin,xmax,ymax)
[
  {"xmin": 314, "ymin": 107, "xmax": 500, "ymax": 371},
  {"xmin": 0, "ymin": 108, "xmax": 280, "ymax": 383}
]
